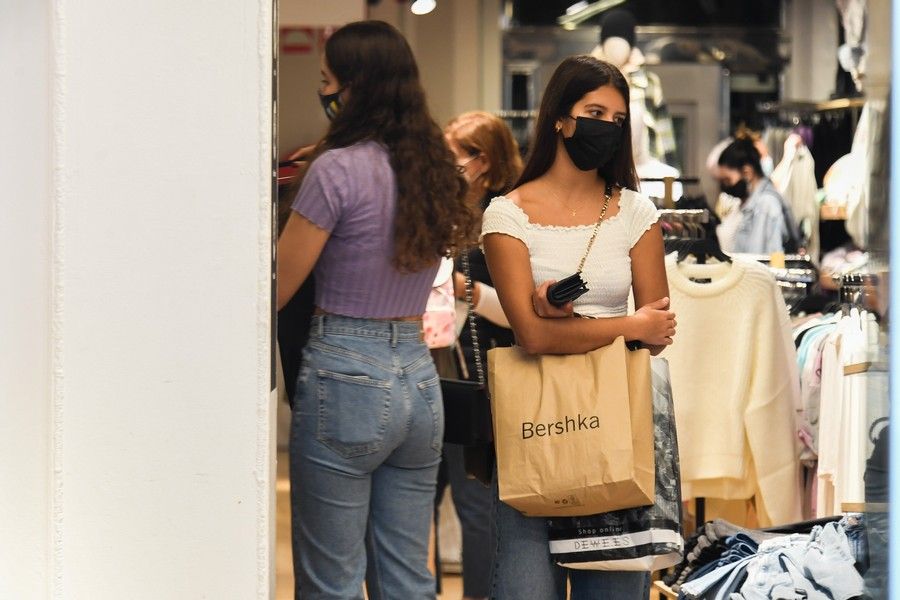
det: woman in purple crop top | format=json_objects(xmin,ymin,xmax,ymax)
[{"xmin": 276, "ymin": 20, "xmax": 478, "ymax": 599}]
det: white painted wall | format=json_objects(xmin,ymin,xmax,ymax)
[
  {"xmin": 783, "ymin": 0, "xmax": 839, "ymax": 100},
  {"xmin": 362, "ymin": 0, "xmax": 502, "ymax": 125},
  {"xmin": 0, "ymin": 2, "xmax": 51, "ymax": 598},
  {"xmin": 1, "ymin": 1, "xmax": 274, "ymax": 597},
  {"xmin": 280, "ymin": 0, "xmax": 365, "ymax": 27}
]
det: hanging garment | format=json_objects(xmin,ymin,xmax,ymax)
[
  {"xmin": 836, "ymin": 0, "xmax": 867, "ymax": 92},
  {"xmin": 664, "ymin": 256, "xmax": 802, "ymax": 526},
  {"xmin": 815, "ymin": 309, "xmax": 872, "ymax": 517},
  {"xmin": 845, "ymin": 101, "xmax": 888, "ymax": 250},
  {"xmin": 771, "ymin": 141, "xmax": 820, "ymax": 261}
]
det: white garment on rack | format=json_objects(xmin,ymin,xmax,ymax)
[
  {"xmin": 846, "ymin": 101, "xmax": 887, "ymax": 249},
  {"xmin": 836, "ymin": 0, "xmax": 867, "ymax": 90},
  {"xmin": 664, "ymin": 255, "xmax": 802, "ymax": 526},
  {"xmin": 838, "ymin": 309, "xmax": 868, "ymax": 511},
  {"xmin": 816, "ymin": 309, "xmax": 870, "ymax": 517},
  {"xmin": 816, "ymin": 330, "xmax": 842, "ymax": 517},
  {"xmin": 771, "ymin": 141, "xmax": 819, "ymax": 261}
]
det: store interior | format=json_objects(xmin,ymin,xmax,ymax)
[{"xmin": 275, "ymin": 1, "xmax": 891, "ymax": 598}]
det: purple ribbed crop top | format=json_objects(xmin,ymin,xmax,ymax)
[{"xmin": 291, "ymin": 140, "xmax": 439, "ymax": 318}]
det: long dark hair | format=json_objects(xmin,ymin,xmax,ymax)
[
  {"xmin": 515, "ymin": 55, "xmax": 638, "ymax": 191},
  {"xmin": 319, "ymin": 20, "xmax": 477, "ymax": 270}
]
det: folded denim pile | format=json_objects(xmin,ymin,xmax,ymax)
[
  {"xmin": 677, "ymin": 518, "xmax": 868, "ymax": 599},
  {"xmin": 661, "ymin": 519, "xmax": 780, "ymax": 592}
]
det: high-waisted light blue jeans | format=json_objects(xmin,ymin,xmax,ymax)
[{"xmin": 290, "ymin": 315, "xmax": 443, "ymax": 599}]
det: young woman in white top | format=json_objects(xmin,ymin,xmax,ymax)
[{"xmin": 481, "ymin": 55, "xmax": 676, "ymax": 599}]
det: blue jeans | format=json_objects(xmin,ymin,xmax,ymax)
[
  {"xmin": 435, "ymin": 443, "xmax": 494, "ymax": 597},
  {"xmin": 491, "ymin": 477, "xmax": 650, "ymax": 599},
  {"xmin": 290, "ymin": 315, "xmax": 443, "ymax": 599}
]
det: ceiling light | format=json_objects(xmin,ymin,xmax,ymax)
[{"xmin": 410, "ymin": 0, "xmax": 436, "ymax": 15}]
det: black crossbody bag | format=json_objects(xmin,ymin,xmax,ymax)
[{"xmin": 440, "ymin": 252, "xmax": 493, "ymax": 447}]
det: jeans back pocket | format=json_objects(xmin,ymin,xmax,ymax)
[{"xmin": 316, "ymin": 369, "xmax": 393, "ymax": 459}]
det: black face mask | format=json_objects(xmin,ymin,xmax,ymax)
[
  {"xmin": 721, "ymin": 179, "xmax": 749, "ymax": 200},
  {"xmin": 318, "ymin": 89, "xmax": 344, "ymax": 121},
  {"xmin": 561, "ymin": 117, "xmax": 622, "ymax": 171}
]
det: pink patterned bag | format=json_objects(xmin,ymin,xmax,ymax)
[{"xmin": 423, "ymin": 257, "xmax": 458, "ymax": 349}]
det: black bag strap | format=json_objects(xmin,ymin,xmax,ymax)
[{"xmin": 460, "ymin": 251, "xmax": 486, "ymax": 387}]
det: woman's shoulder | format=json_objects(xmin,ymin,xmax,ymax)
[
  {"xmin": 619, "ymin": 187, "xmax": 656, "ymax": 211},
  {"xmin": 483, "ymin": 192, "xmax": 530, "ymax": 223},
  {"xmin": 481, "ymin": 193, "xmax": 530, "ymax": 244},
  {"xmin": 754, "ymin": 181, "xmax": 788, "ymax": 213},
  {"xmin": 617, "ymin": 188, "xmax": 659, "ymax": 245},
  {"xmin": 318, "ymin": 140, "xmax": 388, "ymax": 163}
]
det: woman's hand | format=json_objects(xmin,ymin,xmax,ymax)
[
  {"xmin": 632, "ymin": 297, "xmax": 676, "ymax": 347},
  {"xmin": 532, "ymin": 280, "xmax": 575, "ymax": 318}
]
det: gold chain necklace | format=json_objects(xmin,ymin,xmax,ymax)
[
  {"xmin": 545, "ymin": 183, "xmax": 583, "ymax": 217},
  {"xmin": 546, "ymin": 181, "xmax": 609, "ymax": 219}
]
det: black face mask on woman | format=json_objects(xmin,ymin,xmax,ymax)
[
  {"xmin": 561, "ymin": 117, "xmax": 622, "ymax": 171},
  {"xmin": 318, "ymin": 89, "xmax": 344, "ymax": 121},
  {"xmin": 721, "ymin": 179, "xmax": 749, "ymax": 200}
]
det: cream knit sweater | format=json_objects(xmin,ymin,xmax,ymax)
[{"xmin": 664, "ymin": 255, "xmax": 802, "ymax": 526}]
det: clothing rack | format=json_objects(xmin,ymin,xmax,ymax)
[
  {"xmin": 661, "ymin": 209, "xmax": 731, "ymax": 265},
  {"xmin": 641, "ymin": 177, "xmax": 701, "ymax": 185},
  {"xmin": 732, "ymin": 253, "xmax": 812, "ymax": 265},
  {"xmin": 730, "ymin": 253, "xmax": 818, "ymax": 314},
  {"xmin": 658, "ymin": 208, "xmax": 709, "ymax": 223},
  {"xmin": 838, "ymin": 272, "xmax": 880, "ymax": 310},
  {"xmin": 494, "ymin": 109, "xmax": 539, "ymax": 119},
  {"xmin": 757, "ymin": 97, "xmax": 866, "ymax": 129}
]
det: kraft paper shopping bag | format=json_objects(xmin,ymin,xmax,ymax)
[{"xmin": 488, "ymin": 336, "xmax": 655, "ymax": 517}]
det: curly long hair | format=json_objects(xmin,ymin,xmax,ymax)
[
  {"xmin": 516, "ymin": 55, "xmax": 638, "ymax": 191},
  {"xmin": 318, "ymin": 20, "xmax": 478, "ymax": 271}
]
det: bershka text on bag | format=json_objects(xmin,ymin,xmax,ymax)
[{"xmin": 522, "ymin": 413, "xmax": 601, "ymax": 439}]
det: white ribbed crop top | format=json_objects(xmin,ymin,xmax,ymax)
[{"xmin": 480, "ymin": 189, "xmax": 659, "ymax": 318}]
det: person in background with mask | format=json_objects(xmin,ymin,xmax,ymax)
[
  {"xmin": 433, "ymin": 111, "xmax": 522, "ymax": 600},
  {"xmin": 481, "ymin": 55, "xmax": 675, "ymax": 599},
  {"xmin": 716, "ymin": 138, "xmax": 800, "ymax": 254},
  {"xmin": 277, "ymin": 20, "xmax": 479, "ymax": 598}
]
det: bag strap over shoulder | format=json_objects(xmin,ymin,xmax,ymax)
[
  {"xmin": 576, "ymin": 184, "xmax": 614, "ymax": 274},
  {"xmin": 461, "ymin": 252, "xmax": 486, "ymax": 387}
]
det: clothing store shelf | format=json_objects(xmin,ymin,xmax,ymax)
[
  {"xmin": 494, "ymin": 109, "xmax": 539, "ymax": 119},
  {"xmin": 841, "ymin": 502, "xmax": 889, "ymax": 513},
  {"xmin": 757, "ymin": 97, "xmax": 867, "ymax": 115}
]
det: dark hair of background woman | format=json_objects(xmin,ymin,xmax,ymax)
[
  {"xmin": 515, "ymin": 55, "xmax": 639, "ymax": 192},
  {"xmin": 318, "ymin": 20, "xmax": 478, "ymax": 270},
  {"xmin": 717, "ymin": 138, "xmax": 764, "ymax": 177}
]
